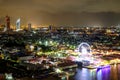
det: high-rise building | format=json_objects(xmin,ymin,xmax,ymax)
[
  {"xmin": 16, "ymin": 18, "xmax": 21, "ymax": 30},
  {"xmin": 5, "ymin": 16, "xmax": 10, "ymax": 30},
  {"xmin": 49, "ymin": 25, "xmax": 52, "ymax": 30},
  {"xmin": 28, "ymin": 23, "xmax": 32, "ymax": 31}
]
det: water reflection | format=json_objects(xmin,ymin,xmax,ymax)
[
  {"xmin": 74, "ymin": 64, "xmax": 120, "ymax": 80},
  {"xmin": 97, "ymin": 66, "xmax": 110, "ymax": 80},
  {"xmin": 74, "ymin": 68, "xmax": 96, "ymax": 80},
  {"xmin": 110, "ymin": 64, "xmax": 120, "ymax": 80}
]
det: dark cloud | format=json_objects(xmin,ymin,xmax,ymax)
[
  {"xmin": 0, "ymin": 0, "xmax": 120, "ymax": 26},
  {"xmin": 0, "ymin": 0, "xmax": 120, "ymax": 13}
]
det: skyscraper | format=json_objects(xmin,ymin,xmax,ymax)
[
  {"xmin": 16, "ymin": 18, "xmax": 21, "ymax": 30},
  {"xmin": 5, "ymin": 16, "xmax": 10, "ymax": 30},
  {"xmin": 28, "ymin": 23, "xmax": 32, "ymax": 31}
]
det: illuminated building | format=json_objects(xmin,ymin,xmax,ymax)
[
  {"xmin": 5, "ymin": 16, "xmax": 10, "ymax": 31},
  {"xmin": 16, "ymin": 18, "xmax": 21, "ymax": 30}
]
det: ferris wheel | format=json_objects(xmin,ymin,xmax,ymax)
[{"xmin": 77, "ymin": 42, "xmax": 91, "ymax": 55}]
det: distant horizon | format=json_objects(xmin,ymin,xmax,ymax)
[{"xmin": 0, "ymin": 11, "xmax": 120, "ymax": 27}]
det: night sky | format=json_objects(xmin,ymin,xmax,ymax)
[{"xmin": 0, "ymin": 0, "xmax": 120, "ymax": 26}]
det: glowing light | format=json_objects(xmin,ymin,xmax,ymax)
[
  {"xmin": 55, "ymin": 68, "xmax": 62, "ymax": 73},
  {"xmin": 30, "ymin": 45, "xmax": 34, "ymax": 51},
  {"xmin": 45, "ymin": 41, "xmax": 48, "ymax": 46},
  {"xmin": 49, "ymin": 41, "xmax": 53, "ymax": 44},
  {"xmin": 5, "ymin": 73, "xmax": 14, "ymax": 80},
  {"xmin": 33, "ymin": 31, "xmax": 36, "ymax": 34},
  {"xmin": 39, "ymin": 41, "xmax": 42, "ymax": 44}
]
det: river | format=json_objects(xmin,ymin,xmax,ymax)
[{"xmin": 74, "ymin": 64, "xmax": 120, "ymax": 80}]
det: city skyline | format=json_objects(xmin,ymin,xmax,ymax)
[{"xmin": 0, "ymin": 0, "xmax": 120, "ymax": 26}]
